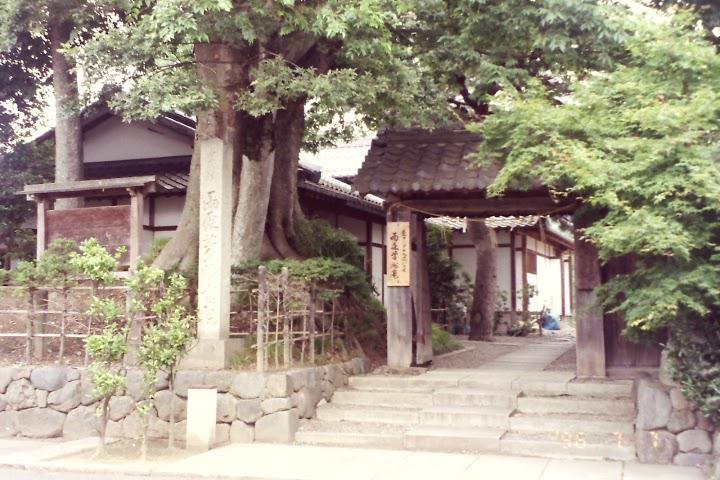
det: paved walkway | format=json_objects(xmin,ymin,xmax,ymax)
[
  {"xmin": 0, "ymin": 440, "xmax": 701, "ymax": 480},
  {"xmin": 475, "ymin": 341, "xmax": 573, "ymax": 371},
  {"xmin": 0, "ymin": 438, "xmax": 704, "ymax": 480}
]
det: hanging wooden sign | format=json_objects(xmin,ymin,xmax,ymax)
[{"xmin": 387, "ymin": 221, "xmax": 411, "ymax": 287}]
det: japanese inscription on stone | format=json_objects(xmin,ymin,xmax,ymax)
[{"xmin": 387, "ymin": 221, "xmax": 410, "ymax": 287}]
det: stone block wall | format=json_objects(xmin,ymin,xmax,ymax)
[
  {"xmin": 0, "ymin": 357, "xmax": 368, "ymax": 443},
  {"xmin": 635, "ymin": 374, "xmax": 718, "ymax": 470}
]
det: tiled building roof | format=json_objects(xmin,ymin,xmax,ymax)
[{"xmin": 354, "ymin": 128, "xmax": 501, "ymax": 196}]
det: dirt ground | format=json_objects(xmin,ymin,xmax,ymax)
[{"xmin": 57, "ymin": 439, "xmax": 192, "ymax": 465}]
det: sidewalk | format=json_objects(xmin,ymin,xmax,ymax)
[{"xmin": 0, "ymin": 438, "xmax": 705, "ymax": 480}]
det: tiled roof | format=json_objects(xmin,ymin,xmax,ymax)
[{"xmin": 354, "ymin": 129, "xmax": 501, "ymax": 196}]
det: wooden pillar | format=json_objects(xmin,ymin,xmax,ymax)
[
  {"xmin": 128, "ymin": 188, "xmax": 144, "ymax": 263},
  {"xmin": 413, "ymin": 214, "xmax": 432, "ymax": 365},
  {"xmin": 385, "ymin": 205, "xmax": 413, "ymax": 368},
  {"xmin": 509, "ymin": 230, "xmax": 517, "ymax": 324},
  {"xmin": 521, "ymin": 233, "xmax": 529, "ymax": 321},
  {"xmin": 560, "ymin": 253, "xmax": 566, "ymax": 318},
  {"xmin": 574, "ymin": 230, "xmax": 605, "ymax": 378},
  {"xmin": 35, "ymin": 196, "xmax": 47, "ymax": 259}
]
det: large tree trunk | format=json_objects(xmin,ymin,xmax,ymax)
[
  {"xmin": 230, "ymin": 115, "xmax": 276, "ymax": 265},
  {"xmin": 266, "ymin": 99, "xmax": 306, "ymax": 259},
  {"xmin": 153, "ymin": 141, "xmax": 200, "ymax": 272},
  {"xmin": 154, "ymin": 43, "xmax": 243, "ymax": 272},
  {"xmin": 468, "ymin": 221, "xmax": 496, "ymax": 341},
  {"xmin": 49, "ymin": 15, "xmax": 83, "ymax": 210}
]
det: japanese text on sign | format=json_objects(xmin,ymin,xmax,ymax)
[{"xmin": 387, "ymin": 222, "xmax": 410, "ymax": 287}]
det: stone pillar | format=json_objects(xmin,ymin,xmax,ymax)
[
  {"xmin": 182, "ymin": 138, "xmax": 243, "ymax": 369},
  {"xmin": 186, "ymin": 387, "xmax": 218, "ymax": 451},
  {"xmin": 574, "ymin": 229, "xmax": 606, "ymax": 378}
]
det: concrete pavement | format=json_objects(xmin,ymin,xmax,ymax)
[{"xmin": 0, "ymin": 438, "xmax": 704, "ymax": 480}]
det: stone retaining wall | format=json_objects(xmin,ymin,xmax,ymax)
[
  {"xmin": 0, "ymin": 357, "xmax": 368, "ymax": 444},
  {"xmin": 635, "ymin": 354, "xmax": 718, "ymax": 471}
]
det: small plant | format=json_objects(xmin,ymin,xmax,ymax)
[
  {"xmin": 85, "ymin": 297, "xmax": 128, "ymax": 456},
  {"xmin": 431, "ymin": 323, "xmax": 463, "ymax": 355},
  {"xmin": 133, "ymin": 263, "xmax": 196, "ymax": 451},
  {"xmin": 35, "ymin": 239, "xmax": 79, "ymax": 362}
]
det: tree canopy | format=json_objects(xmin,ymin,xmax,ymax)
[{"xmin": 474, "ymin": 10, "xmax": 720, "ymax": 338}]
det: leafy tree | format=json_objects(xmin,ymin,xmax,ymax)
[
  {"xmin": 136, "ymin": 269, "xmax": 195, "ymax": 451},
  {"xmin": 85, "ymin": 296, "xmax": 128, "ymax": 455},
  {"xmin": 0, "ymin": 141, "xmax": 53, "ymax": 266},
  {"xmin": 36, "ymin": 238, "xmax": 79, "ymax": 362},
  {"xmin": 0, "ymin": 1, "xmax": 121, "ymax": 207},
  {"xmin": 406, "ymin": 0, "xmax": 627, "ymax": 340},
  {"xmin": 652, "ymin": 1, "xmax": 720, "ymax": 46},
  {"xmin": 79, "ymin": 0, "xmax": 445, "ymax": 271},
  {"xmin": 472, "ymin": 10, "xmax": 720, "ymax": 411}
]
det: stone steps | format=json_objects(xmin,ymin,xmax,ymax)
[
  {"xmin": 317, "ymin": 404, "xmax": 420, "ymax": 425},
  {"xmin": 419, "ymin": 406, "xmax": 512, "ymax": 429},
  {"xmin": 297, "ymin": 421, "xmax": 505, "ymax": 453},
  {"xmin": 298, "ymin": 371, "xmax": 638, "ymax": 461},
  {"xmin": 331, "ymin": 389, "xmax": 433, "ymax": 408},
  {"xmin": 516, "ymin": 395, "xmax": 635, "ymax": 416},
  {"xmin": 432, "ymin": 388, "xmax": 517, "ymax": 409},
  {"xmin": 348, "ymin": 375, "xmax": 457, "ymax": 391},
  {"xmin": 500, "ymin": 431, "xmax": 636, "ymax": 462},
  {"xmin": 509, "ymin": 412, "xmax": 635, "ymax": 435}
]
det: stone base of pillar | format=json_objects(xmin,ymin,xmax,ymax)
[{"xmin": 180, "ymin": 338, "xmax": 246, "ymax": 370}]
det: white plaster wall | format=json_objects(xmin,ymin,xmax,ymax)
[
  {"xmin": 495, "ymin": 246, "xmax": 511, "ymax": 309},
  {"xmin": 84, "ymin": 116, "xmax": 192, "ymax": 163},
  {"xmin": 154, "ymin": 196, "xmax": 185, "ymax": 227},
  {"xmin": 372, "ymin": 223, "xmax": 383, "ymax": 245}
]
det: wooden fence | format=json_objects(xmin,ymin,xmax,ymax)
[
  {"xmin": 231, "ymin": 266, "xmax": 347, "ymax": 372},
  {"xmin": 0, "ymin": 285, "xmax": 129, "ymax": 365}
]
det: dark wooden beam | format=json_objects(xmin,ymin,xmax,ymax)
[
  {"xmin": 574, "ymin": 231, "xmax": 605, "ymax": 378},
  {"xmin": 385, "ymin": 206, "xmax": 413, "ymax": 368}
]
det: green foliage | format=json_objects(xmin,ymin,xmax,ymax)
[
  {"xmin": 667, "ymin": 319, "xmax": 720, "ymax": 422},
  {"xmin": 431, "ymin": 323, "xmax": 462, "ymax": 355},
  {"xmin": 473, "ymin": 9, "xmax": 720, "ymax": 412},
  {"xmin": 426, "ymin": 225, "xmax": 473, "ymax": 327},
  {"xmin": 35, "ymin": 239, "xmax": 80, "ymax": 290},
  {"xmin": 411, "ymin": 0, "xmax": 626, "ymax": 120},
  {"xmin": 138, "ymin": 272, "xmax": 196, "ymax": 381},
  {"xmin": 294, "ymin": 218, "xmax": 364, "ymax": 269},
  {"xmin": 0, "ymin": 142, "xmax": 53, "ymax": 262},
  {"xmin": 70, "ymin": 238, "xmax": 125, "ymax": 286},
  {"xmin": 126, "ymin": 259, "xmax": 165, "ymax": 314}
]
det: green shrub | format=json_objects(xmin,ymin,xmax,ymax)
[
  {"xmin": 668, "ymin": 317, "xmax": 720, "ymax": 422},
  {"xmin": 294, "ymin": 218, "xmax": 364, "ymax": 269},
  {"xmin": 432, "ymin": 323, "xmax": 462, "ymax": 355}
]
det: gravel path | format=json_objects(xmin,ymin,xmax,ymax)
[{"xmin": 430, "ymin": 341, "xmax": 519, "ymax": 369}]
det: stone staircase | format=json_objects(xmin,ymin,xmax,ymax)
[{"xmin": 296, "ymin": 369, "xmax": 637, "ymax": 461}]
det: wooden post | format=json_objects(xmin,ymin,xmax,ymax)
[
  {"xmin": 309, "ymin": 284, "xmax": 316, "ymax": 365},
  {"xmin": 385, "ymin": 205, "xmax": 413, "ymax": 368},
  {"xmin": 574, "ymin": 230, "xmax": 606, "ymax": 378},
  {"xmin": 413, "ymin": 214, "xmax": 432, "ymax": 365},
  {"xmin": 128, "ymin": 188, "xmax": 144, "ymax": 263},
  {"xmin": 257, "ymin": 266, "xmax": 267, "ymax": 372},
  {"xmin": 35, "ymin": 196, "xmax": 47, "ymax": 259},
  {"xmin": 281, "ymin": 268, "xmax": 291, "ymax": 366},
  {"xmin": 509, "ymin": 230, "xmax": 517, "ymax": 325},
  {"xmin": 521, "ymin": 234, "xmax": 529, "ymax": 322}
]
